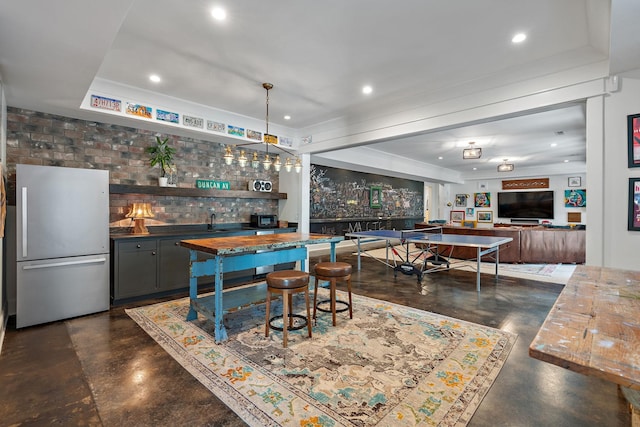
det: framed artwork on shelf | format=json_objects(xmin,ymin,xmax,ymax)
[
  {"xmin": 564, "ymin": 189, "xmax": 586, "ymax": 207},
  {"xmin": 628, "ymin": 113, "xmax": 640, "ymax": 168},
  {"xmin": 629, "ymin": 178, "xmax": 640, "ymax": 231},
  {"xmin": 455, "ymin": 194, "xmax": 468, "ymax": 207},
  {"xmin": 450, "ymin": 210, "xmax": 465, "ymax": 223},
  {"xmin": 370, "ymin": 186, "xmax": 382, "ymax": 208},
  {"xmin": 474, "ymin": 192, "xmax": 490, "ymax": 207},
  {"xmin": 477, "ymin": 211, "xmax": 493, "ymax": 223},
  {"xmin": 568, "ymin": 176, "xmax": 581, "ymax": 187}
]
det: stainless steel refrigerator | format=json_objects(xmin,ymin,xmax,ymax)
[{"xmin": 16, "ymin": 164, "xmax": 110, "ymax": 328}]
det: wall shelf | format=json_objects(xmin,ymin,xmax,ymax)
[{"xmin": 109, "ymin": 184, "xmax": 287, "ymax": 200}]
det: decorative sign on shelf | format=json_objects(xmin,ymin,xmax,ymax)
[
  {"xmin": 502, "ymin": 178, "xmax": 549, "ymax": 190},
  {"xmin": 196, "ymin": 180, "xmax": 230, "ymax": 190}
]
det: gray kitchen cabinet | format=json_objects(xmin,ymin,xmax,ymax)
[
  {"xmin": 158, "ymin": 238, "xmax": 190, "ymax": 291},
  {"xmin": 111, "ymin": 228, "xmax": 296, "ymax": 304},
  {"xmin": 113, "ymin": 240, "xmax": 158, "ymax": 300}
]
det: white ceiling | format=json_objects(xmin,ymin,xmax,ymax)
[{"xmin": 1, "ymin": 0, "xmax": 639, "ymax": 181}]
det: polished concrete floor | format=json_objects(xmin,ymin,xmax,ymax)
[{"xmin": 0, "ymin": 251, "xmax": 632, "ymax": 426}]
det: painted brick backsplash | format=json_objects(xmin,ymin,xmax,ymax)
[{"xmin": 6, "ymin": 107, "xmax": 281, "ymax": 227}]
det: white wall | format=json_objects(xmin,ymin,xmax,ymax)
[
  {"xmin": 445, "ymin": 174, "xmax": 587, "ymax": 226},
  {"xmin": 600, "ymin": 76, "xmax": 640, "ymax": 270}
]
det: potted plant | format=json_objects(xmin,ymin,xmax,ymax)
[{"xmin": 146, "ymin": 136, "xmax": 176, "ymax": 187}]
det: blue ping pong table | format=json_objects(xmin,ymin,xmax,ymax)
[{"xmin": 346, "ymin": 228, "xmax": 513, "ymax": 291}]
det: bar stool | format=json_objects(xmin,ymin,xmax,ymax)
[
  {"xmin": 313, "ymin": 262, "xmax": 353, "ymax": 326},
  {"xmin": 265, "ymin": 270, "xmax": 312, "ymax": 348}
]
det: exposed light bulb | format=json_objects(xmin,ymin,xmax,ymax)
[
  {"xmin": 223, "ymin": 146, "xmax": 234, "ymax": 165},
  {"xmin": 273, "ymin": 155, "xmax": 282, "ymax": 172},
  {"xmin": 262, "ymin": 153, "xmax": 272, "ymax": 170},
  {"xmin": 237, "ymin": 150, "xmax": 248, "ymax": 168},
  {"xmin": 284, "ymin": 157, "xmax": 293, "ymax": 172}
]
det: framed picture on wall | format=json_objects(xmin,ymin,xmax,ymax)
[
  {"xmin": 564, "ymin": 189, "xmax": 586, "ymax": 207},
  {"xmin": 477, "ymin": 211, "xmax": 493, "ymax": 223},
  {"xmin": 455, "ymin": 194, "xmax": 468, "ymax": 207},
  {"xmin": 474, "ymin": 192, "xmax": 490, "ymax": 207},
  {"xmin": 466, "ymin": 207, "xmax": 474, "ymax": 216},
  {"xmin": 629, "ymin": 178, "xmax": 640, "ymax": 231},
  {"xmin": 450, "ymin": 210, "xmax": 464, "ymax": 223},
  {"xmin": 568, "ymin": 176, "xmax": 581, "ymax": 187},
  {"xmin": 370, "ymin": 186, "xmax": 382, "ymax": 208},
  {"xmin": 628, "ymin": 113, "xmax": 640, "ymax": 168}
]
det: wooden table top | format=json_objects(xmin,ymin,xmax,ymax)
[
  {"xmin": 180, "ymin": 232, "xmax": 343, "ymax": 255},
  {"xmin": 529, "ymin": 265, "xmax": 640, "ymax": 390}
]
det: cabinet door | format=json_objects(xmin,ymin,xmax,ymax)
[
  {"xmin": 115, "ymin": 240, "xmax": 157, "ymax": 300},
  {"xmin": 158, "ymin": 238, "xmax": 190, "ymax": 291}
]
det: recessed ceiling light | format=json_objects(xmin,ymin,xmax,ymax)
[
  {"xmin": 284, "ymin": 115, "xmax": 291, "ymax": 120},
  {"xmin": 362, "ymin": 85, "xmax": 373, "ymax": 95},
  {"xmin": 211, "ymin": 7, "xmax": 226, "ymax": 21},
  {"xmin": 564, "ymin": 159, "xmax": 569, "ymax": 163},
  {"xmin": 438, "ymin": 156, "xmax": 443, "ymax": 160},
  {"xmin": 149, "ymin": 74, "xmax": 161, "ymax": 83},
  {"xmin": 512, "ymin": 33, "xmax": 526, "ymax": 43},
  {"xmin": 473, "ymin": 167, "xmax": 477, "ymax": 170},
  {"xmin": 550, "ymin": 143, "xmax": 557, "ymax": 147}
]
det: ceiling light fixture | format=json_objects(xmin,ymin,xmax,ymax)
[
  {"xmin": 149, "ymin": 74, "xmax": 161, "ymax": 83},
  {"xmin": 211, "ymin": 7, "xmax": 226, "ymax": 20},
  {"xmin": 462, "ymin": 141, "xmax": 482, "ymax": 159},
  {"xmin": 223, "ymin": 83, "xmax": 301, "ymax": 173},
  {"xmin": 362, "ymin": 85, "xmax": 373, "ymax": 95},
  {"xmin": 512, "ymin": 33, "xmax": 526, "ymax": 43},
  {"xmin": 497, "ymin": 159, "xmax": 514, "ymax": 172}
]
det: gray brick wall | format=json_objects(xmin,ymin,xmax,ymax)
[{"xmin": 6, "ymin": 107, "xmax": 281, "ymax": 226}]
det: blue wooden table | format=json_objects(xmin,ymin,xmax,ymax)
[{"xmin": 180, "ymin": 232, "xmax": 343, "ymax": 342}]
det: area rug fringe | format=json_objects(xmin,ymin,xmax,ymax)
[{"xmin": 127, "ymin": 289, "xmax": 517, "ymax": 426}]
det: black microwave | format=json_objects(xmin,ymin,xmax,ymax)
[{"xmin": 250, "ymin": 214, "xmax": 278, "ymax": 228}]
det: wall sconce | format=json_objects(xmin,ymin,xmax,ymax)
[
  {"xmin": 497, "ymin": 159, "xmax": 515, "ymax": 172},
  {"xmin": 462, "ymin": 141, "xmax": 482, "ymax": 159},
  {"xmin": 125, "ymin": 202, "xmax": 155, "ymax": 234}
]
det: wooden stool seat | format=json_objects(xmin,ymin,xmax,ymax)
[
  {"xmin": 265, "ymin": 270, "xmax": 312, "ymax": 348},
  {"xmin": 313, "ymin": 262, "xmax": 353, "ymax": 326}
]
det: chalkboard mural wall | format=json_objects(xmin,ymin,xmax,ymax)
[{"xmin": 310, "ymin": 164, "xmax": 424, "ymax": 235}]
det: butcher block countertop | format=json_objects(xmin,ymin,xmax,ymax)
[
  {"xmin": 529, "ymin": 265, "xmax": 640, "ymax": 390},
  {"xmin": 180, "ymin": 232, "xmax": 343, "ymax": 255}
]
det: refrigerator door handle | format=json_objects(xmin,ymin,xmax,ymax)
[
  {"xmin": 22, "ymin": 257, "xmax": 108, "ymax": 271},
  {"xmin": 21, "ymin": 187, "xmax": 28, "ymax": 258}
]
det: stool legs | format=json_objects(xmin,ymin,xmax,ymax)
[
  {"xmin": 265, "ymin": 287, "xmax": 312, "ymax": 348},
  {"xmin": 304, "ymin": 287, "xmax": 313, "ymax": 339},
  {"xmin": 313, "ymin": 274, "xmax": 353, "ymax": 326}
]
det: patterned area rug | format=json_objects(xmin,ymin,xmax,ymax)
[
  {"xmin": 356, "ymin": 245, "xmax": 576, "ymax": 284},
  {"xmin": 126, "ymin": 288, "xmax": 516, "ymax": 426}
]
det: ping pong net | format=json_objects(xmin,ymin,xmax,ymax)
[{"xmin": 393, "ymin": 226, "xmax": 443, "ymax": 241}]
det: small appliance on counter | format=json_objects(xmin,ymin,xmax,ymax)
[{"xmin": 250, "ymin": 214, "xmax": 278, "ymax": 228}]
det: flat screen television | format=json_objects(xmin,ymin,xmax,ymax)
[{"xmin": 497, "ymin": 190, "xmax": 554, "ymax": 220}]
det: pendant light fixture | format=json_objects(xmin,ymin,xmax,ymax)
[
  {"xmin": 497, "ymin": 158, "xmax": 515, "ymax": 172},
  {"xmin": 462, "ymin": 141, "xmax": 482, "ymax": 159},
  {"xmin": 222, "ymin": 83, "xmax": 301, "ymax": 173}
]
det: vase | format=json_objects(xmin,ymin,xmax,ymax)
[{"xmin": 158, "ymin": 177, "xmax": 168, "ymax": 187}]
